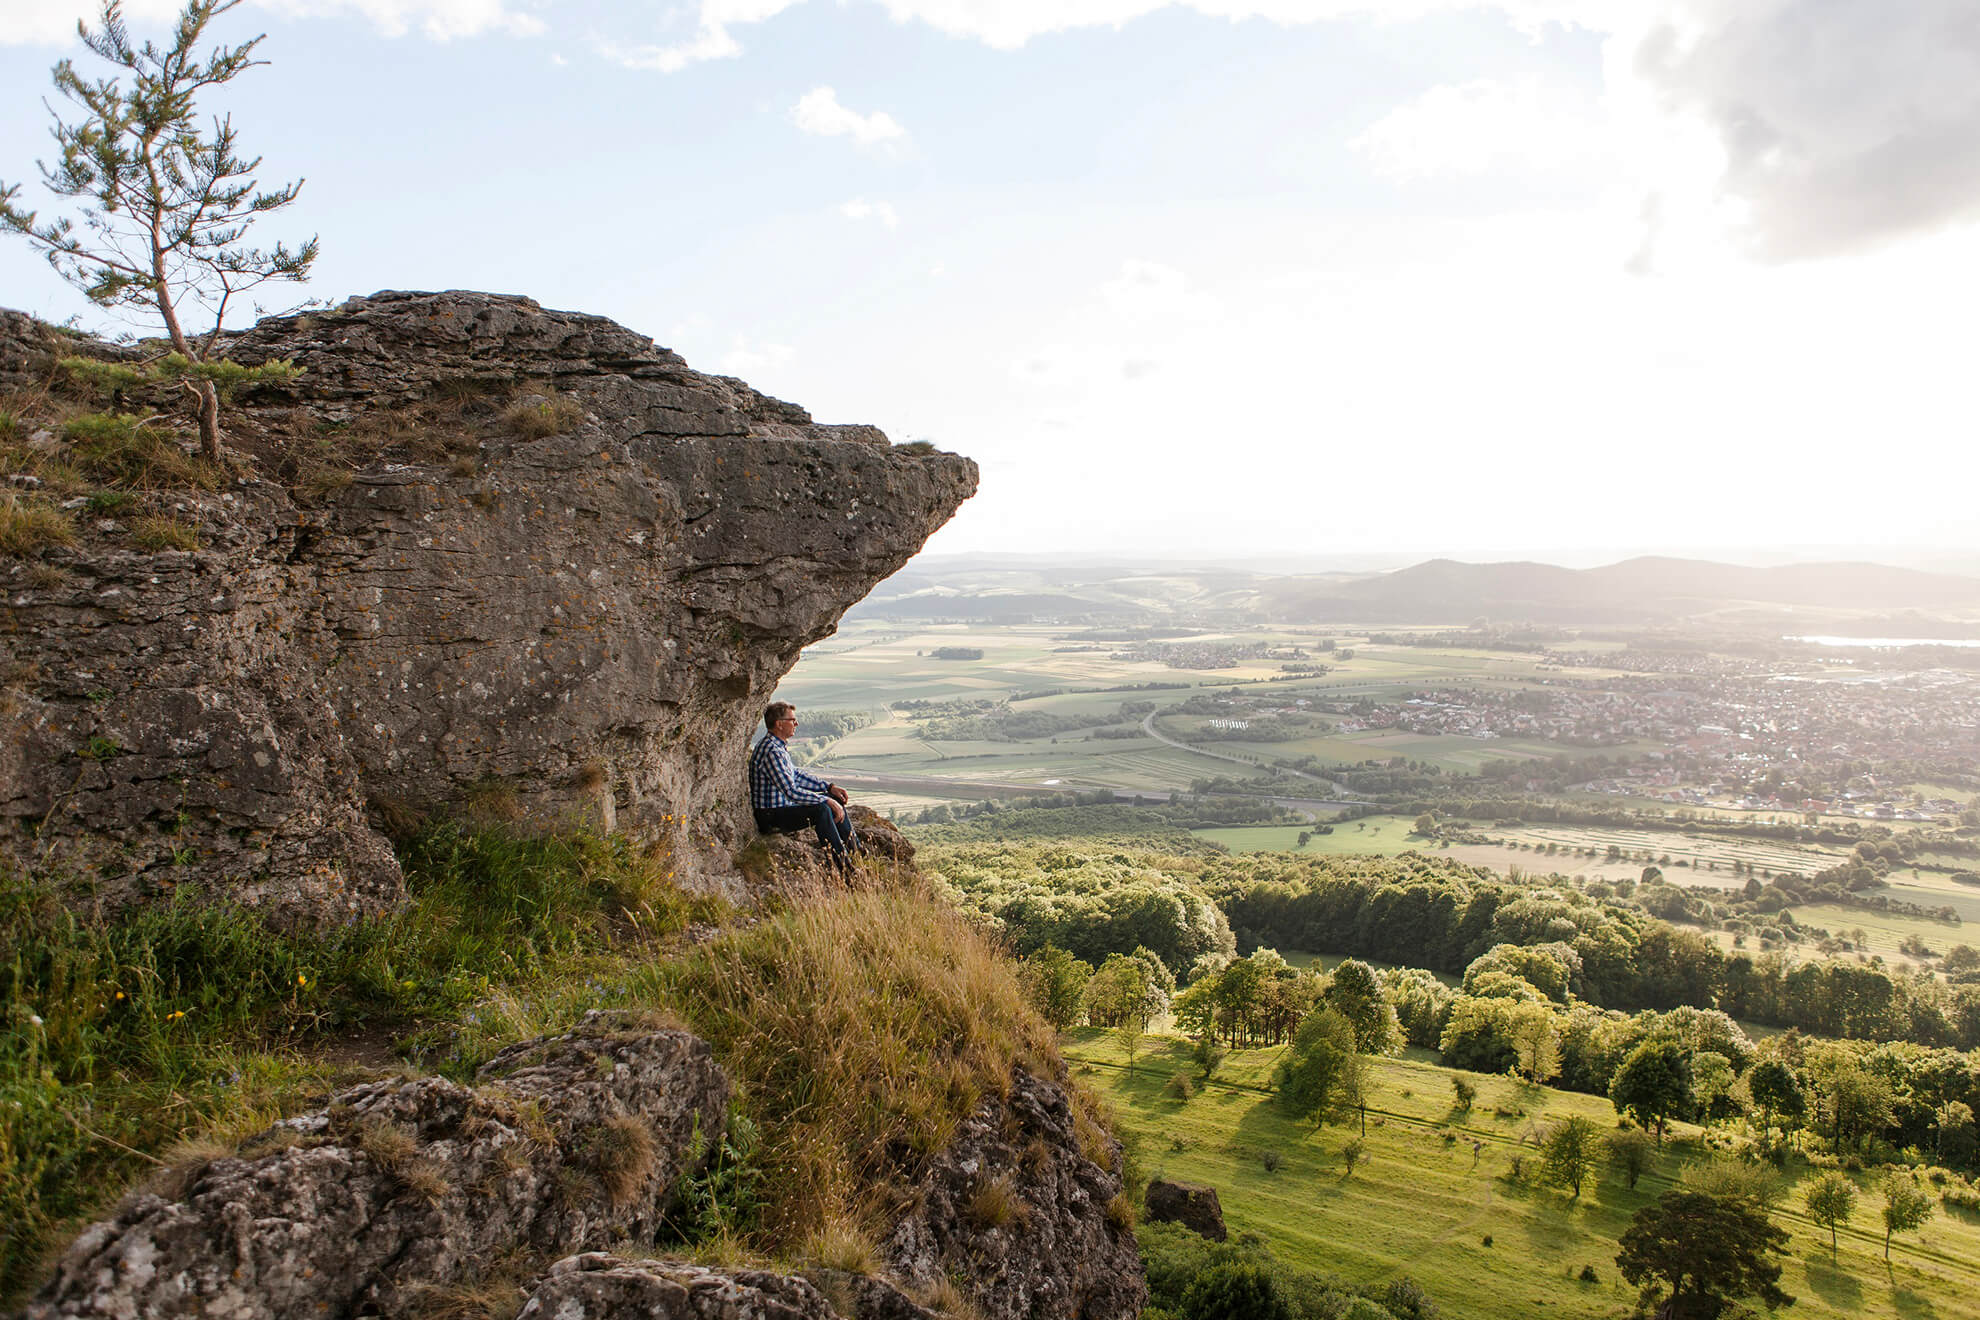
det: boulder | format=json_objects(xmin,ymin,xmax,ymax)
[
  {"xmin": 25, "ymin": 1012, "xmax": 729, "ymax": 1320},
  {"xmin": 885, "ymin": 1068, "xmax": 1146, "ymax": 1320},
  {"xmin": 0, "ymin": 291, "xmax": 976, "ymax": 923},
  {"xmin": 1144, "ymin": 1178, "xmax": 1227, "ymax": 1241}
]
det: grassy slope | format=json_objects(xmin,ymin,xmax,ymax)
[
  {"xmin": 0, "ymin": 832, "xmax": 1075, "ymax": 1306},
  {"xmin": 1069, "ymin": 1028, "xmax": 1980, "ymax": 1320}
]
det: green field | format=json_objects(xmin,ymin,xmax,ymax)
[
  {"xmin": 1066, "ymin": 1029, "xmax": 1980, "ymax": 1320},
  {"xmin": 774, "ymin": 622, "xmax": 1628, "ymax": 798}
]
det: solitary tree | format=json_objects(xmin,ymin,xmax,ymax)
[
  {"xmin": 0, "ymin": 0, "xmax": 317, "ymax": 461},
  {"xmin": 1606, "ymin": 1128, "xmax": 1655, "ymax": 1191},
  {"xmin": 1804, "ymin": 1170, "xmax": 1856, "ymax": 1257},
  {"xmin": 1541, "ymin": 1115, "xmax": 1600, "ymax": 1201},
  {"xmin": 1615, "ymin": 1191, "xmax": 1792, "ymax": 1320},
  {"xmin": 1880, "ymin": 1174, "xmax": 1933, "ymax": 1262}
]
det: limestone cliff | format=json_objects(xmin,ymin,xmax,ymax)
[{"xmin": 0, "ymin": 292, "xmax": 976, "ymax": 922}]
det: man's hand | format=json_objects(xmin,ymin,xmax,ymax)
[
  {"xmin": 827, "ymin": 783, "xmax": 849, "ymax": 805},
  {"xmin": 828, "ymin": 797, "xmax": 846, "ymax": 822}
]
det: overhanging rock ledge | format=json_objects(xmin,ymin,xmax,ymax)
[{"xmin": 0, "ymin": 290, "xmax": 977, "ymax": 922}]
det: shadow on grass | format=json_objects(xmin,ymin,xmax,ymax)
[
  {"xmin": 1799, "ymin": 1251, "xmax": 1863, "ymax": 1311},
  {"xmin": 1892, "ymin": 1284, "xmax": 1940, "ymax": 1319}
]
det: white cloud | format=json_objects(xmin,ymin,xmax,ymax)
[
  {"xmin": 603, "ymin": 23, "xmax": 742, "ymax": 72},
  {"xmin": 4, "ymin": 0, "xmax": 543, "ymax": 44},
  {"xmin": 1630, "ymin": 0, "xmax": 1980, "ymax": 261},
  {"xmin": 838, "ymin": 198, "xmax": 902, "ymax": 228},
  {"xmin": 718, "ymin": 336, "xmax": 795, "ymax": 376},
  {"xmin": 792, "ymin": 87, "xmax": 907, "ymax": 145},
  {"xmin": 603, "ymin": 0, "xmax": 1609, "ymax": 71},
  {"xmin": 1352, "ymin": 76, "xmax": 1610, "ymax": 180}
]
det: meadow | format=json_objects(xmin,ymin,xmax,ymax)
[{"xmin": 1066, "ymin": 1028, "xmax": 1980, "ymax": 1320}]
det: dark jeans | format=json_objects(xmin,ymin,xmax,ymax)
[{"xmin": 754, "ymin": 802, "xmax": 858, "ymax": 857}]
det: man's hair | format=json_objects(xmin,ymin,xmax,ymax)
[{"xmin": 764, "ymin": 701, "xmax": 795, "ymax": 731}]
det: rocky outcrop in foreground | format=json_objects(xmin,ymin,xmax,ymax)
[
  {"xmin": 26, "ymin": 1017, "xmax": 1143, "ymax": 1320},
  {"xmin": 25, "ymin": 1013, "xmax": 729, "ymax": 1319},
  {"xmin": 0, "ymin": 292, "xmax": 976, "ymax": 923}
]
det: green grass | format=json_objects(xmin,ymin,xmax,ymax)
[
  {"xmin": 1066, "ymin": 1029, "xmax": 1980, "ymax": 1320},
  {"xmin": 1195, "ymin": 816, "xmax": 1438, "ymax": 856},
  {"xmin": 0, "ymin": 825, "xmax": 712, "ymax": 1300},
  {"xmin": 0, "ymin": 830, "xmax": 1078, "ymax": 1306}
]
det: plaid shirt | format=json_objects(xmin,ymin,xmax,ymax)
[{"xmin": 748, "ymin": 733, "xmax": 831, "ymax": 809}]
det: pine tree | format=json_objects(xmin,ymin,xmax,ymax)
[{"xmin": 1, "ymin": 0, "xmax": 317, "ymax": 461}]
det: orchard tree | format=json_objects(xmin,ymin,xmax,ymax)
[
  {"xmin": 0, "ymin": 0, "xmax": 317, "ymax": 461},
  {"xmin": 1606, "ymin": 1128, "xmax": 1655, "ymax": 1191},
  {"xmin": 1541, "ymin": 1116, "xmax": 1600, "ymax": 1201},
  {"xmin": 1615, "ymin": 1192, "xmax": 1792, "ymax": 1320},
  {"xmin": 1803, "ymin": 1170, "xmax": 1856, "ymax": 1257},
  {"xmin": 1881, "ymin": 1174, "xmax": 1933, "ymax": 1261}
]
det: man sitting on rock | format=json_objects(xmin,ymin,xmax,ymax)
[{"xmin": 748, "ymin": 701, "xmax": 858, "ymax": 868}]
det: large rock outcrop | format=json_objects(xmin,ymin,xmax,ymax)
[
  {"xmin": 0, "ymin": 292, "xmax": 976, "ymax": 922},
  {"xmin": 25, "ymin": 1012, "xmax": 729, "ymax": 1320}
]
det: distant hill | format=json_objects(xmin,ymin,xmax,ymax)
[{"xmin": 850, "ymin": 554, "xmax": 1980, "ymax": 628}]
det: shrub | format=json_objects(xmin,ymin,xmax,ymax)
[
  {"xmin": 1179, "ymin": 1263, "xmax": 1289, "ymax": 1320},
  {"xmin": 1165, "ymin": 1072, "xmax": 1196, "ymax": 1101}
]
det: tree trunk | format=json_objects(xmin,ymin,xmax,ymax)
[{"xmin": 195, "ymin": 378, "xmax": 221, "ymax": 463}]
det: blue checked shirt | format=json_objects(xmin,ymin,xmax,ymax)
[{"xmin": 748, "ymin": 734, "xmax": 832, "ymax": 810}]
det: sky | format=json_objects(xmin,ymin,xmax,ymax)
[{"xmin": 3, "ymin": 0, "xmax": 1978, "ymax": 566}]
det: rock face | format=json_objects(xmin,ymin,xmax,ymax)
[
  {"xmin": 0, "ymin": 291, "xmax": 976, "ymax": 922},
  {"xmin": 1144, "ymin": 1177, "xmax": 1227, "ymax": 1241},
  {"xmin": 886, "ymin": 1068, "xmax": 1147, "ymax": 1320},
  {"xmin": 26, "ymin": 1012, "xmax": 729, "ymax": 1320}
]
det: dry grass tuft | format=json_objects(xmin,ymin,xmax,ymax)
[
  {"xmin": 0, "ymin": 493, "xmax": 75, "ymax": 556},
  {"xmin": 965, "ymin": 1173, "xmax": 1025, "ymax": 1230},
  {"xmin": 502, "ymin": 393, "xmax": 584, "ymax": 440},
  {"xmin": 588, "ymin": 1114, "xmax": 658, "ymax": 1207},
  {"xmin": 649, "ymin": 888, "xmax": 1061, "ymax": 1248},
  {"xmin": 62, "ymin": 413, "xmax": 221, "ymax": 490},
  {"xmin": 1105, "ymin": 1190, "xmax": 1136, "ymax": 1231},
  {"xmin": 804, "ymin": 1219, "xmax": 881, "ymax": 1274},
  {"xmin": 355, "ymin": 1117, "xmax": 420, "ymax": 1175},
  {"xmin": 458, "ymin": 777, "xmax": 524, "ymax": 824},
  {"xmin": 130, "ymin": 515, "xmax": 199, "ymax": 552},
  {"xmin": 143, "ymin": 1135, "xmax": 236, "ymax": 1201},
  {"xmin": 404, "ymin": 1271, "xmax": 528, "ymax": 1320},
  {"xmin": 450, "ymin": 454, "xmax": 480, "ymax": 478}
]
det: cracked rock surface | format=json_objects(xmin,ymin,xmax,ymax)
[
  {"xmin": 23, "ymin": 1012, "xmax": 729, "ymax": 1320},
  {"xmin": 886, "ymin": 1068, "xmax": 1147, "ymax": 1320},
  {"xmin": 0, "ymin": 291, "xmax": 976, "ymax": 922}
]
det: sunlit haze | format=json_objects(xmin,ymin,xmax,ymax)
[{"xmin": 5, "ymin": 0, "xmax": 1976, "ymax": 563}]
